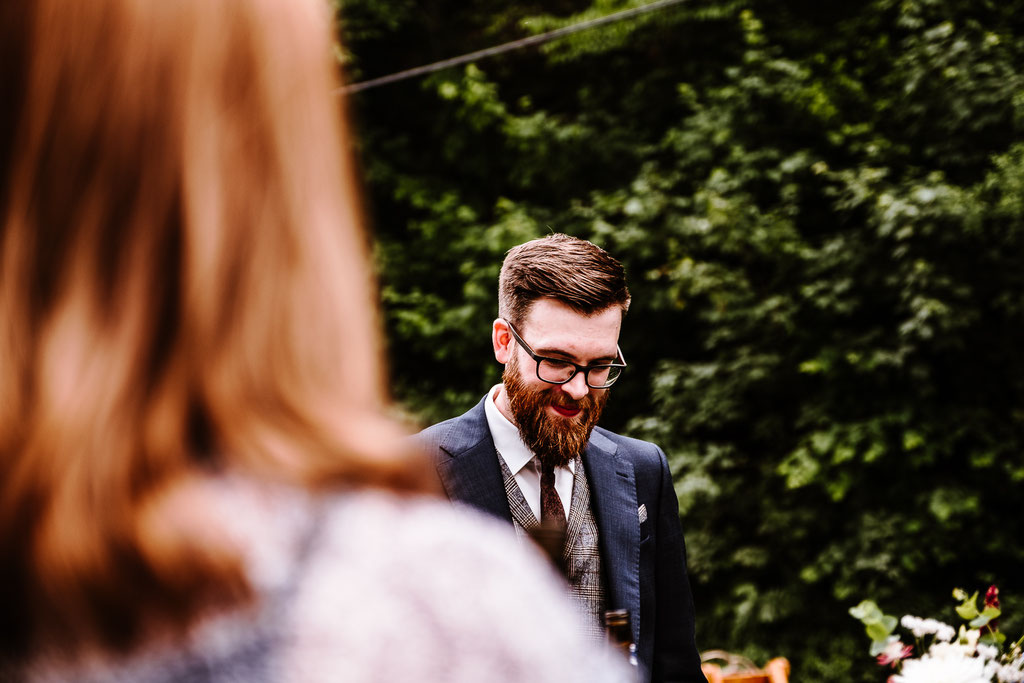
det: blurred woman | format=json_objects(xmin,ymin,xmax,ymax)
[{"xmin": 0, "ymin": 0, "xmax": 628, "ymax": 680}]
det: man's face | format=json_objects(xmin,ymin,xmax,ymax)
[{"xmin": 502, "ymin": 299, "xmax": 622, "ymax": 468}]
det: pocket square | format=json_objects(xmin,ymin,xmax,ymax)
[{"xmin": 638, "ymin": 503, "xmax": 647, "ymax": 524}]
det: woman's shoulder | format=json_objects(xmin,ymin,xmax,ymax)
[
  {"xmin": 286, "ymin": 488, "xmax": 629, "ymax": 683},
  {"xmin": 13, "ymin": 479, "xmax": 628, "ymax": 683},
  {"xmin": 315, "ymin": 488, "xmax": 531, "ymax": 566}
]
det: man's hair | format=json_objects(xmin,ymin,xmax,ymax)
[{"xmin": 498, "ymin": 233, "xmax": 631, "ymax": 329}]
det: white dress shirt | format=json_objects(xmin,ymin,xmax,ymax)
[{"xmin": 484, "ymin": 384, "xmax": 574, "ymax": 521}]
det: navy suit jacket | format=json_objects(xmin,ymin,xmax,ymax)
[{"xmin": 416, "ymin": 397, "xmax": 706, "ymax": 683}]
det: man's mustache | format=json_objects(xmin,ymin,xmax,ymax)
[{"xmin": 546, "ymin": 393, "xmax": 587, "ymax": 411}]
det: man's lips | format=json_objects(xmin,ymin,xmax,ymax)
[{"xmin": 550, "ymin": 404, "xmax": 582, "ymax": 418}]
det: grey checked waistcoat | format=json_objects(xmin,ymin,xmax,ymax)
[{"xmin": 497, "ymin": 452, "xmax": 606, "ymax": 641}]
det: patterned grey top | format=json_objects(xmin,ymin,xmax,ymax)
[{"xmin": 13, "ymin": 479, "xmax": 630, "ymax": 683}]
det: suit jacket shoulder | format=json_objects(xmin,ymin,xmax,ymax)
[
  {"xmin": 589, "ymin": 426, "xmax": 673, "ymax": 498},
  {"xmin": 415, "ymin": 398, "xmax": 490, "ymax": 454},
  {"xmin": 414, "ymin": 398, "xmax": 513, "ymax": 523},
  {"xmin": 591, "ymin": 426, "xmax": 666, "ymax": 464}
]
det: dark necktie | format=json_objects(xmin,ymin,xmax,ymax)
[
  {"xmin": 539, "ymin": 461, "xmax": 566, "ymax": 531},
  {"xmin": 531, "ymin": 460, "xmax": 568, "ymax": 575}
]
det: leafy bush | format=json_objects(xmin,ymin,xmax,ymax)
[{"xmin": 340, "ymin": 1, "xmax": 1024, "ymax": 678}]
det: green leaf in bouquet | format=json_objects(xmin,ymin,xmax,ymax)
[
  {"xmin": 970, "ymin": 614, "xmax": 992, "ymax": 628},
  {"xmin": 956, "ymin": 591, "xmax": 981, "ymax": 620},
  {"xmin": 980, "ymin": 631, "xmax": 1006, "ymax": 647},
  {"xmin": 969, "ymin": 606, "xmax": 1000, "ymax": 629},
  {"xmin": 869, "ymin": 636, "xmax": 896, "ymax": 657},
  {"xmin": 958, "ymin": 605, "xmax": 980, "ymax": 620},
  {"xmin": 981, "ymin": 606, "xmax": 1001, "ymax": 620},
  {"xmin": 850, "ymin": 600, "xmax": 884, "ymax": 622},
  {"xmin": 867, "ymin": 617, "xmax": 896, "ymax": 642}
]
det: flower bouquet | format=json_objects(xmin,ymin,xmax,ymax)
[{"xmin": 850, "ymin": 586, "xmax": 1024, "ymax": 683}]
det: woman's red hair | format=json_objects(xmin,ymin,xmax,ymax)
[{"xmin": 0, "ymin": 0, "xmax": 430, "ymax": 659}]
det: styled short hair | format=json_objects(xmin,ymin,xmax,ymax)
[{"xmin": 498, "ymin": 234, "xmax": 631, "ymax": 329}]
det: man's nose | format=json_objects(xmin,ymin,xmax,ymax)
[{"xmin": 561, "ymin": 371, "xmax": 590, "ymax": 401}]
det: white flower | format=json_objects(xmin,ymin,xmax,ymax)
[
  {"xmin": 996, "ymin": 663, "xmax": 1024, "ymax": 682},
  {"xmin": 932, "ymin": 642, "xmax": 975, "ymax": 658},
  {"xmin": 994, "ymin": 655, "xmax": 1024, "ymax": 683},
  {"xmin": 892, "ymin": 654, "xmax": 988, "ymax": 683},
  {"xmin": 892, "ymin": 643, "xmax": 990, "ymax": 683},
  {"xmin": 901, "ymin": 615, "xmax": 958, "ymax": 640},
  {"xmin": 977, "ymin": 644, "xmax": 1000, "ymax": 661},
  {"xmin": 901, "ymin": 615, "xmax": 923, "ymax": 633}
]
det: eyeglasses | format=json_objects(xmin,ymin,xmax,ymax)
[{"xmin": 504, "ymin": 320, "xmax": 626, "ymax": 389}]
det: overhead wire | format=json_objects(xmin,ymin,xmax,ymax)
[{"xmin": 340, "ymin": 0, "xmax": 689, "ymax": 94}]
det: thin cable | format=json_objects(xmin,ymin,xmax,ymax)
[{"xmin": 340, "ymin": 0, "xmax": 689, "ymax": 94}]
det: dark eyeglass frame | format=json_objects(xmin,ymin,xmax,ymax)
[{"xmin": 504, "ymin": 319, "xmax": 627, "ymax": 389}]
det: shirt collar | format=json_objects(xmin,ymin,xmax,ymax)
[{"xmin": 483, "ymin": 384, "xmax": 576, "ymax": 475}]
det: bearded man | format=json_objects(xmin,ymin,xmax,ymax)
[{"xmin": 416, "ymin": 234, "xmax": 706, "ymax": 683}]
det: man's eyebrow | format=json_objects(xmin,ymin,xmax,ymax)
[{"xmin": 534, "ymin": 347, "xmax": 618, "ymax": 363}]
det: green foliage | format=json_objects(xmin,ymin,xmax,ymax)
[
  {"xmin": 849, "ymin": 600, "xmax": 898, "ymax": 655},
  {"xmin": 340, "ymin": 0, "xmax": 1024, "ymax": 679}
]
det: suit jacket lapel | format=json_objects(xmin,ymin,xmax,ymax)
[
  {"xmin": 582, "ymin": 429, "xmax": 640, "ymax": 642},
  {"xmin": 434, "ymin": 398, "xmax": 514, "ymax": 523}
]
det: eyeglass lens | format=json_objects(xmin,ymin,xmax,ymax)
[{"xmin": 536, "ymin": 358, "xmax": 621, "ymax": 388}]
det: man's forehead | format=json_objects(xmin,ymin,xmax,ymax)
[
  {"xmin": 521, "ymin": 299, "xmax": 621, "ymax": 357},
  {"xmin": 522, "ymin": 298, "xmax": 622, "ymax": 325}
]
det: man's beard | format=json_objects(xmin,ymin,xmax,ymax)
[{"xmin": 504, "ymin": 354, "xmax": 609, "ymax": 469}]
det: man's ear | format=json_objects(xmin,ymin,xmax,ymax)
[{"xmin": 492, "ymin": 318, "xmax": 512, "ymax": 363}]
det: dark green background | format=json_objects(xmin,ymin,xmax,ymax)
[{"xmin": 336, "ymin": 1, "xmax": 1024, "ymax": 679}]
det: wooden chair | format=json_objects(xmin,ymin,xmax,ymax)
[{"xmin": 700, "ymin": 650, "xmax": 790, "ymax": 683}]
